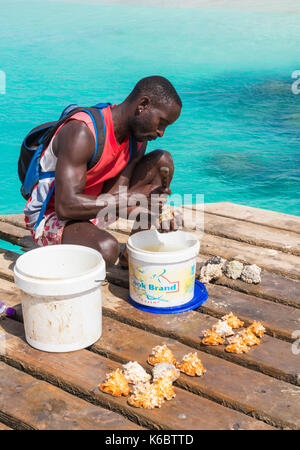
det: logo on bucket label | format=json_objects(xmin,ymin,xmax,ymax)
[
  {"xmin": 132, "ymin": 271, "xmax": 179, "ymax": 295},
  {"xmin": 129, "ymin": 264, "xmax": 195, "ymax": 306}
]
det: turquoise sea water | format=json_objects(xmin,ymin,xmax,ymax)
[{"xmin": 0, "ymin": 0, "xmax": 300, "ymax": 221}]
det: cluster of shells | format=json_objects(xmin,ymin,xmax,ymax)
[
  {"xmin": 199, "ymin": 256, "xmax": 262, "ymax": 284},
  {"xmin": 99, "ymin": 345, "xmax": 206, "ymax": 409},
  {"xmin": 201, "ymin": 312, "xmax": 266, "ymax": 354}
]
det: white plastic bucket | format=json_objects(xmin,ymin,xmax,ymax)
[
  {"xmin": 14, "ymin": 245, "xmax": 106, "ymax": 352},
  {"xmin": 127, "ymin": 230, "xmax": 200, "ymax": 309}
]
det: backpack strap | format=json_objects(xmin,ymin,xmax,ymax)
[
  {"xmin": 129, "ymin": 135, "xmax": 139, "ymax": 163},
  {"xmin": 86, "ymin": 103, "xmax": 139, "ymax": 168},
  {"xmin": 83, "ymin": 103, "xmax": 111, "ymax": 170}
]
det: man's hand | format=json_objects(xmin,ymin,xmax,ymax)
[
  {"xmin": 126, "ymin": 184, "xmax": 171, "ymax": 230},
  {"xmin": 126, "ymin": 184, "xmax": 170, "ymax": 216},
  {"xmin": 156, "ymin": 208, "xmax": 183, "ymax": 233}
]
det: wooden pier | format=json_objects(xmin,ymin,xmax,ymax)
[{"xmin": 0, "ymin": 202, "xmax": 299, "ymax": 430}]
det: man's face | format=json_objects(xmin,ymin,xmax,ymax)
[{"xmin": 130, "ymin": 99, "xmax": 181, "ymax": 142}]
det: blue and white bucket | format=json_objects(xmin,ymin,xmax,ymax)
[{"xmin": 127, "ymin": 230, "xmax": 208, "ymax": 314}]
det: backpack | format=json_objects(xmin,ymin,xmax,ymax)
[{"xmin": 18, "ymin": 103, "xmax": 139, "ymax": 230}]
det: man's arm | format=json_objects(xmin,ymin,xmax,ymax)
[
  {"xmin": 54, "ymin": 123, "xmax": 163, "ymax": 221},
  {"xmin": 54, "ymin": 120, "xmax": 120, "ymax": 221}
]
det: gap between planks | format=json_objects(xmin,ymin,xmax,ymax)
[
  {"xmin": 89, "ymin": 315, "xmax": 300, "ymax": 430},
  {"xmin": 1, "ymin": 279, "xmax": 297, "ymax": 428},
  {"xmin": 1, "ymin": 216, "xmax": 300, "ymax": 281},
  {"xmin": 185, "ymin": 203, "xmax": 300, "ymax": 235},
  {"xmin": 2, "ymin": 278, "xmax": 299, "ymax": 389},
  {"xmin": 0, "ymin": 359, "xmax": 145, "ymax": 430},
  {"xmin": 0, "ymin": 317, "xmax": 276, "ymax": 430},
  {"xmin": 1, "ymin": 230, "xmax": 300, "ymax": 310}
]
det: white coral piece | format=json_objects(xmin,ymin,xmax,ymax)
[
  {"xmin": 199, "ymin": 256, "xmax": 227, "ymax": 284},
  {"xmin": 240, "ymin": 264, "xmax": 261, "ymax": 284},
  {"xmin": 224, "ymin": 260, "xmax": 244, "ymax": 280},
  {"xmin": 122, "ymin": 361, "xmax": 151, "ymax": 385},
  {"xmin": 199, "ymin": 263, "xmax": 223, "ymax": 284}
]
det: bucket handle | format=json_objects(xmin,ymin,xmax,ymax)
[{"xmin": 94, "ymin": 279, "xmax": 108, "ymax": 286}]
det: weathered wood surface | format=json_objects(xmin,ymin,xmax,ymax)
[
  {"xmin": 0, "ymin": 250, "xmax": 18, "ymax": 282},
  {"xmin": 2, "ymin": 248, "xmax": 299, "ymax": 312},
  {"xmin": 102, "ymin": 284, "xmax": 300, "ymax": 386},
  {"xmin": 105, "ymin": 266, "xmax": 300, "ymax": 338},
  {"xmin": 186, "ymin": 202, "xmax": 300, "ymax": 234},
  {"xmin": 93, "ymin": 315, "xmax": 300, "ymax": 430},
  {"xmin": 0, "ymin": 222, "xmax": 32, "ymax": 248},
  {"xmin": 202, "ymin": 284, "xmax": 300, "ymax": 342},
  {"xmin": 0, "ymin": 319, "xmax": 274, "ymax": 430},
  {"xmin": 213, "ymin": 272, "xmax": 300, "ymax": 309},
  {"xmin": 0, "ymin": 422, "xmax": 11, "ymax": 430},
  {"xmin": 200, "ymin": 212, "xmax": 300, "ymax": 256},
  {"xmin": 0, "ymin": 361, "xmax": 144, "ymax": 430},
  {"xmin": 2, "ymin": 214, "xmax": 300, "ymax": 280},
  {"xmin": 0, "ymin": 214, "xmax": 26, "ymax": 230},
  {"xmin": 108, "ymin": 230, "xmax": 300, "ymax": 281},
  {"xmin": 198, "ymin": 233, "xmax": 300, "ymax": 280},
  {"xmin": 3, "ymin": 278, "xmax": 298, "ymax": 388},
  {"xmin": 0, "ymin": 296, "xmax": 297, "ymax": 428},
  {"xmin": 0, "ymin": 204, "xmax": 299, "ymax": 430}
]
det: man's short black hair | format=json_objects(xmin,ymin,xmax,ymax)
[{"xmin": 128, "ymin": 76, "xmax": 182, "ymax": 108}]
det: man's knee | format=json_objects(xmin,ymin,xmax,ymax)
[
  {"xmin": 98, "ymin": 235, "xmax": 120, "ymax": 266},
  {"xmin": 151, "ymin": 149, "xmax": 174, "ymax": 173}
]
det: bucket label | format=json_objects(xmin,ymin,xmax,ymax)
[{"xmin": 129, "ymin": 263, "xmax": 196, "ymax": 307}]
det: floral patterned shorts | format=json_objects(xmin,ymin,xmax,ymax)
[{"xmin": 28, "ymin": 211, "xmax": 103, "ymax": 247}]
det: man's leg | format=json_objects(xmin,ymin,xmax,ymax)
[
  {"xmin": 129, "ymin": 149, "xmax": 174, "ymax": 192},
  {"xmin": 62, "ymin": 221, "xmax": 120, "ymax": 266}
]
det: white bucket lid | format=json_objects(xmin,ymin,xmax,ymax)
[
  {"xmin": 127, "ymin": 230, "xmax": 200, "ymax": 263},
  {"xmin": 14, "ymin": 245, "xmax": 106, "ymax": 297}
]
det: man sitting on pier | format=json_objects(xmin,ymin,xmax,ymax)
[{"xmin": 23, "ymin": 76, "xmax": 182, "ymax": 266}]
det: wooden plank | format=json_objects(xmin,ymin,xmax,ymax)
[
  {"xmin": 109, "ymin": 229, "xmax": 300, "ymax": 281},
  {"xmin": 106, "ymin": 269, "xmax": 300, "ymax": 342},
  {"xmin": 3, "ymin": 277, "xmax": 299, "ymax": 388},
  {"xmin": 101, "ymin": 284, "xmax": 300, "ymax": 386},
  {"xmin": 92, "ymin": 315, "xmax": 300, "ymax": 429},
  {"xmin": 185, "ymin": 203, "xmax": 300, "ymax": 234},
  {"xmin": 0, "ymin": 422, "xmax": 12, "ymax": 430},
  {"xmin": 214, "ymin": 272, "xmax": 300, "ymax": 309},
  {"xmin": 3, "ymin": 205, "xmax": 300, "ymax": 236},
  {"xmin": 0, "ymin": 319, "xmax": 273, "ymax": 430},
  {"xmin": 0, "ymin": 214, "xmax": 27, "ymax": 230},
  {"xmin": 106, "ymin": 267, "xmax": 300, "ymax": 343},
  {"xmin": 201, "ymin": 284, "xmax": 300, "ymax": 342},
  {"xmin": 7, "ymin": 242, "xmax": 292, "ymax": 346},
  {"xmin": 199, "ymin": 233, "xmax": 300, "ymax": 280},
  {"xmin": 201, "ymin": 213, "xmax": 300, "ymax": 256},
  {"xmin": 0, "ymin": 222, "xmax": 32, "ymax": 248},
  {"xmin": 2, "ymin": 216, "xmax": 300, "ymax": 280},
  {"xmin": 0, "ymin": 361, "xmax": 143, "ymax": 430},
  {"xmin": 0, "ymin": 249, "xmax": 18, "ymax": 282},
  {"xmin": 107, "ymin": 261, "xmax": 300, "ymax": 311}
]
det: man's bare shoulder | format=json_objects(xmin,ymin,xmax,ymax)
[{"xmin": 53, "ymin": 120, "xmax": 95, "ymax": 163}]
